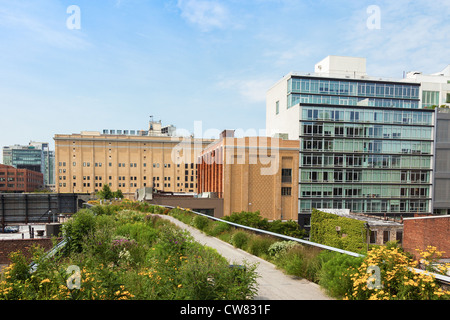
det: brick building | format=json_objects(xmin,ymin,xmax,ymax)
[
  {"xmin": 0, "ymin": 164, "xmax": 44, "ymax": 193},
  {"xmin": 54, "ymin": 120, "xmax": 213, "ymax": 198},
  {"xmin": 197, "ymin": 130, "xmax": 300, "ymax": 221},
  {"xmin": 403, "ymin": 215, "xmax": 450, "ymax": 259}
]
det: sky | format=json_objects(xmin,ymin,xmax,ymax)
[{"xmin": 1, "ymin": 0, "xmax": 450, "ymax": 159}]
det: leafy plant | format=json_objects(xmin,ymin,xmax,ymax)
[
  {"xmin": 191, "ymin": 215, "xmax": 210, "ymax": 231},
  {"xmin": 318, "ymin": 251, "xmax": 364, "ymax": 299},
  {"xmin": 230, "ymin": 231, "xmax": 250, "ymax": 249},
  {"xmin": 223, "ymin": 211, "xmax": 270, "ymax": 230}
]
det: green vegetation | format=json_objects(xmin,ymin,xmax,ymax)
[
  {"xmin": 310, "ymin": 209, "xmax": 367, "ymax": 253},
  {"xmin": 0, "ymin": 203, "xmax": 258, "ymax": 300},
  {"xmin": 96, "ymin": 184, "xmax": 124, "ymax": 200},
  {"xmin": 167, "ymin": 207, "xmax": 450, "ymax": 300},
  {"xmin": 3, "ymin": 202, "xmax": 450, "ymax": 301}
]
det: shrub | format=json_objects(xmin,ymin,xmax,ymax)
[
  {"xmin": 223, "ymin": 211, "xmax": 269, "ymax": 230},
  {"xmin": 175, "ymin": 245, "xmax": 259, "ymax": 300},
  {"xmin": 192, "ymin": 215, "xmax": 210, "ymax": 231},
  {"xmin": 169, "ymin": 208, "xmax": 195, "ymax": 225},
  {"xmin": 268, "ymin": 241, "xmax": 300, "ymax": 259},
  {"xmin": 346, "ymin": 246, "xmax": 450, "ymax": 300},
  {"xmin": 248, "ymin": 235, "xmax": 277, "ymax": 258},
  {"xmin": 268, "ymin": 220, "xmax": 305, "ymax": 238},
  {"xmin": 273, "ymin": 245, "xmax": 323, "ymax": 282},
  {"xmin": 62, "ymin": 209, "xmax": 97, "ymax": 254},
  {"xmin": 206, "ymin": 221, "xmax": 231, "ymax": 237},
  {"xmin": 231, "ymin": 231, "xmax": 250, "ymax": 249},
  {"xmin": 318, "ymin": 251, "xmax": 364, "ymax": 299}
]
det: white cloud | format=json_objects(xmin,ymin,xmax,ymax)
[
  {"xmin": 0, "ymin": 3, "xmax": 90, "ymax": 50},
  {"xmin": 217, "ymin": 77, "xmax": 274, "ymax": 103},
  {"xmin": 339, "ymin": 1, "xmax": 450, "ymax": 76},
  {"xmin": 176, "ymin": 0, "xmax": 230, "ymax": 31}
]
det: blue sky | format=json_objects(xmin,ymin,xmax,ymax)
[{"xmin": 1, "ymin": 0, "xmax": 450, "ymax": 157}]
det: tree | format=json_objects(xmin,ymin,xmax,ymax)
[
  {"xmin": 113, "ymin": 189, "xmax": 124, "ymax": 199},
  {"xmin": 97, "ymin": 184, "xmax": 113, "ymax": 200}
]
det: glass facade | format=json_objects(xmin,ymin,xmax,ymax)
[
  {"xmin": 294, "ymin": 76, "xmax": 433, "ymax": 217},
  {"xmin": 422, "ymin": 91, "xmax": 440, "ymax": 108},
  {"xmin": 12, "ymin": 148, "xmax": 43, "ymax": 173}
]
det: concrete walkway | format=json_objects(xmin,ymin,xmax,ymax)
[{"xmin": 159, "ymin": 215, "xmax": 332, "ymax": 300}]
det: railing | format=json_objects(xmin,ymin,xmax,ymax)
[
  {"xmin": 29, "ymin": 203, "xmax": 95, "ymax": 273},
  {"xmin": 160, "ymin": 205, "xmax": 450, "ymax": 286},
  {"xmin": 28, "ymin": 203, "xmax": 450, "ymax": 286},
  {"xmin": 160, "ymin": 205, "xmax": 363, "ymax": 258}
]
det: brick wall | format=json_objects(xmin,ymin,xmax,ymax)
[
  {"xmin": 0, "ymin": 238, "xmax": 54, "ymax": 265},
  {"xmin": 403, "ymin": 215, "xmax": 450, "ymax": 259}
]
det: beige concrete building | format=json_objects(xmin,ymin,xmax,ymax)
[
  {"xmin": 197, "ymin": 130, "xmax": 300, "ymax": 221},
  {"xmin": 54, "ymin": 121, "xmax": 213, "ymax": 198}
]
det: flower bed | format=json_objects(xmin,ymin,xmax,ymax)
[{"xmin": 0, "ymin": 205, "xmax": 258, "ymax": 300}]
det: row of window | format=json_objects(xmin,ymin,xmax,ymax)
[
  {"xmin": 0, "ymin": 184, "xmax": 29, "ymax": 188},
  {"xmin": 301, "ymin": 138, "xmax": 432, "ymax": 154},
  {"xmin": 301, "ymin": 123, "xmax": 433, "ymax": 140},
  {"xmin": 301, "ymin": 107, "xmax": 433, "ymax": 125},
  {"xmin": 63, "ymin": 182, "xmax": 197, "ymax": 189},
  {"xmin": 0, "ymin": 177, "xmax": 28, "ymax": 182},
  {"xmin": 58, "ymin": 162, "xmax": 197, "ymax": 170},
  {"xmin": 288, "ymin": 78, "xmax": 420, "ymax": 100},
  {"xmin": 300, "ymin": 184, "xmax": 430, "ymax": 198},
  {"xmin": 59, "ymin": 175, "xmax": 195, "ymax": 182},
  {"xmin": 301, "ymin": 153, "xmax": 432, "ymax": 169},
  {"xmin": 300, "ymin": 169, "xmax": 430, "ymax": 184},
  {"xmin": 0, "ymin": 172, "xmax": 25, "ymax": 176},
  {"xmin": 369, "ymin": 230, "xmax": 402, "ymax": 245},
  {"xmin": 289, "ymin": 94, "xmax": 419, "ymax": 109},
  {"xmin": 299, "ymin": 199, "xmax": 430, "ymax": 213}
]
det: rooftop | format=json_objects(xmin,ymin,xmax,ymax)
[{"xmin": 318, "ymin": 208, "xmax": 403, "ymax": 227}]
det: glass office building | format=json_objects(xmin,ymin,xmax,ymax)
[
  {"xmin": 2, "ymin": 143, "xmax": 55, "ymax": 187},
  {"xmin": 266, "ymin": 56, "xmax": 434, "ymax": 219}
]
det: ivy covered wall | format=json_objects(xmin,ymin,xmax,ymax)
[{"xmin": 310, "ymin": 209, "xmax": 367, "ymax": 253}]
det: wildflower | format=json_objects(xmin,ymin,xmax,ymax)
[{"xmin": 40, "ymin": 279, "xmax": 51, "ymax": 285}]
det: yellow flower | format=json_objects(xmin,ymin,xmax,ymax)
[{"xmin": 40, "ymin": 279, "xmax": 51, "ymax": 285}]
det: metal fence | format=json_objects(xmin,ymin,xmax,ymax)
[
  {"xmin": 160, "ymin": 205, "xmax": 450, "ymax": 286},
  {"xmin": 1, "ymin": 193, "xmax": 78, "ymax": 230},
  {"xmin": 28, "ymin": 202, "xmax": 450, "ymax": 287}
]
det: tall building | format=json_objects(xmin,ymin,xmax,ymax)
[
  {"xmin": 2, "ymin": 142, "xmax": 55, "ymax": 188},
  {"xmin": 197, "ymin": 130, "xmax": 300, "ymax": 220},
  {"xmin": 54, "ymin": 120, "xmax": 213, "ymax": 198},
  {"xmin": 267, "ymin": 56, "xmax": 434, "ymax": 221}
]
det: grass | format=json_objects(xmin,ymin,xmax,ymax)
[{"xmin": 0, "ymin": 205, "xmax": 259, "ymax": 300}]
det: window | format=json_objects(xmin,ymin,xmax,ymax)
[
  {"xmin": 282, "ymin": 169, "xmax": 292, "ymax": 183},
  {"xmin": 370, "ymin": 231, "xmax": 377, "ymax": 244},
  {"xmin": 276, "ymin": 100, "xmax": 279, "ymax": 114},
  {"xmin": 281, "ymin": 187, "xmax": 291, "ymax": 196},
  {"xmin": 396, "ymin": 231, "xmax": 403, "ymax": 244},
  {"xmin": 383, "ymin": 230, "xmax": 390, "ymax": 243}
]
